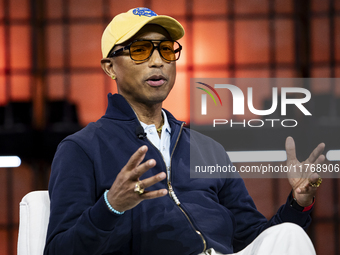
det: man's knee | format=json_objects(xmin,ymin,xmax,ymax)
[
  {"xmin": 276, "ymin": 222, "xmax": 306, "ymax": 236},
  {"xmin": 280, "ymin": 222, "xmax": 305, "ymax": 230},
  {"xmin": 257, "ymin": 222, "xmax": 308, "ymax": 243}
]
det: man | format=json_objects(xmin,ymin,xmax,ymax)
[{"xmin": 44, "ymin": 7, "xmax": 325, "ymax": 255}]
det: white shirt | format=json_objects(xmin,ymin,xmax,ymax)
[{"xmin": 140, "ymin": 110, "xmax": 171, "ymax": 178}]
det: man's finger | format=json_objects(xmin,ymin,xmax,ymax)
[
  {"xmin": 123, "ymin": 145, "xmax": 148, "ymax": 172},
  {"xmin": 129, "ymin": 159, "xmax": 156, "ymax": 180},
  {"xmin": 308, "ymin": 172, "xmax": 320, "ymax": 183},
  {"xmin": 285, "ymin": 136, "xmax": 297, "ymax": 163},
  {"xmin": 140, "ymin": 189, "xmax": 168, "ymax": 200},
  {"xmin": 314, "ymin": 154, "xmax": 325, "ymax": 165},
  {"xmin": 138, "ymin": 172, "xmax": 166, "ymax": 190},
  {"xmin": 306, "ymin": 143, "xmax": 325, "ymax": 164}
]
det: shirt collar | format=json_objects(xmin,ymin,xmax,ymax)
[
  {"xmin": 162, "ymin": 110, "xmax": 171, "ymax": 134},
  {"xmin": 140, "ymin": 110, "xmax": 171, "ymax": 134}
]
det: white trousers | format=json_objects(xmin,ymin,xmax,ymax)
[{"xmin": 200, "ymin": 223, "xmax": 316, "ymax": 255}]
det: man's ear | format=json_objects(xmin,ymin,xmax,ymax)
[{"xmin": 101, "ymin": 58, "xmax": 116, "ymax": 78}]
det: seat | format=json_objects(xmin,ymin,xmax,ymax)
[{"xmin": 17, "ymin": 191, "xmax": 50, "ymax": 255}]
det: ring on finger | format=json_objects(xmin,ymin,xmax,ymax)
[
  {"xmin": 309, "ymin": 177, "xmax": 322, "ymax": 188},
  {"xmin": 134, "ymin": 181, "xmax": 145, "ymax": 195}
]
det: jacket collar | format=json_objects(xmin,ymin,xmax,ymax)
[
  {"xmin": 103, "ymin": 93, "xmax": 184, "ymax": 127},
  {"xmin": 104, "ymin": 93, "xmax": 137, "ymax": 121}
]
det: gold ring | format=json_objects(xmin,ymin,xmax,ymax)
[
  {"xmin": 134, "ymin": 181, "xmax": 144, "ymax": 195},
  {"xmin": 309, "ymin": 177, "xmax": 322, "ymax": 188}
]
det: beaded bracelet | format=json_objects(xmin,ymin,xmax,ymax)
[{"xmin": 104, "ymin": 190, "xmax": 125, "ymax": 215}]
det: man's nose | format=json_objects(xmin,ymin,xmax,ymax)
[{"xmin": 148, "ymin": 47, "xmax": 164, "ymax": 67}]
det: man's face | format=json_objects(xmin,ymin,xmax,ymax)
[{"xmin": 108, "ymin": 25, "xmax": 177, "ymax": 107}]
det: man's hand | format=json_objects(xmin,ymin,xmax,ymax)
[
  {"xmin": 106, "ymin": 145, "xmax": 168, "ymax": 212},
  {"xmin": 286, "ymin": 136, "xmax": 325, "ymax": 207}
]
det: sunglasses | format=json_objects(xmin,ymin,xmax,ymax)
[{"xmin": 107, "ymin": 39, "xmax": 182, "ymax": 62}]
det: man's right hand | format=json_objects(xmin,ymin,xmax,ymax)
[{"xmin": 106, "ymin": 145, "xmax": 168, "ymax": 212}]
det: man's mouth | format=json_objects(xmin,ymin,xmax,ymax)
[{"xmin": 146, "ymin": 75, "xmax": 167, "ymax": 87}]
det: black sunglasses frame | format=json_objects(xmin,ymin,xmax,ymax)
[{"xmin": 107, "ymin": 39, "xmax": 182, "ymax": 62}]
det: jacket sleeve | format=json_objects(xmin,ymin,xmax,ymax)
[
  {"xmin": 44, "ymin": 140, "xmax": 125, "ymax": 255},
  {"xmin": 218, "ymin": 162, "xmax": 312, "ymax": 252}
]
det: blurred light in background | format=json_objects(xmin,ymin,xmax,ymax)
[
  {"xmin": 326, "ymin": 150, "xmax": 340, "ymax": 161},
  {"xmin": 0, "ymin": 156, "xmax": 21, "ymax": 168},
  {"xmin": 227, "ymin": 150, "xmax": 287, "ymax": 163}
]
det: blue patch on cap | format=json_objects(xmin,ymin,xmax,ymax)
[{"xmin": 133, "ymin": 8, "xmax": 157, "ymax": 17}]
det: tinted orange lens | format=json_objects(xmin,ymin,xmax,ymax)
[
  {"xmin": 130, "ymin": 41, "xmax": 153, "ymax": 61},
  {"xmin": 130, "ymin": 41, "xmax": 180, "ymax": 61},
  {"xmin": 160, "ymin": 41, "xmax": 177, "ymax": 61}
]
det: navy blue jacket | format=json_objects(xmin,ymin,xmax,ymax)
[{"xmin": 44, "ymin": 93, "xmax": 312, "ymax": 255}]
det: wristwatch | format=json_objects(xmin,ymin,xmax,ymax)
[
  {"xmin": 290, "ymin": 197, "xmax": 305, "ymax": 212},
  {"xmin": 289, "ymin": 192, "xmax": 315, "ymax": 212}
]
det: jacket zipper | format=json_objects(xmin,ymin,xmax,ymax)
[
  {"xmin": 168, "ymin": 182, "xmax": 206, "ymax": 251},
  {"xmin": 146, "ymin": 122, "xmax": 207, "ymax": 253}
]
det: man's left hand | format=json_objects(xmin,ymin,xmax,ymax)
[{"xmin": 285, "ymin": 136, "xmax": 325, "ymax": 207}]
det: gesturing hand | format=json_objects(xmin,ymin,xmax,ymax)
[
  {"xmin": 286, "ymin": 136, "xmax": 325, "ymax": 207},
  {"xmin": 106, "ymin": 145, "xmax": 168, "ymax": 212}
]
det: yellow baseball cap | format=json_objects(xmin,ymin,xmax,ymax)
[{"xmin": 101, "ymin": 7, "xmax": 185, "ymax": 58}]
